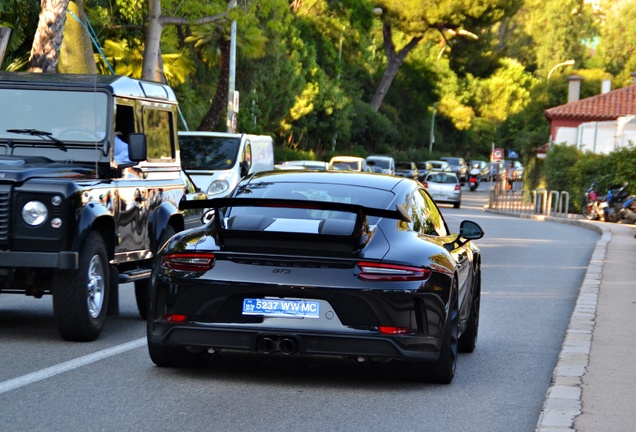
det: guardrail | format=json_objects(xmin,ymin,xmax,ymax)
[{"xmin": 487, "ymin": 182, "xmax": 570, "ymax": 217}]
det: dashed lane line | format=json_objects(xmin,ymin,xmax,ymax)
[{"xmin": 0, "ymin": 337, "xmax": 146, "ymax": 395}]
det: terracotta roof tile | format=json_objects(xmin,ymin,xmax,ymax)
[{"xmin": 544, "ymin": 84, "xmax": 636, "ymax": 121}]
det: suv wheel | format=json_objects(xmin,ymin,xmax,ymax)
[{"xmin": 53, "ymin": 232, "xmax": 109, "ymax": 341}]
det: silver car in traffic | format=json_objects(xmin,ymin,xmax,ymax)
[{"xmin": 422, "ymin": 172, "xmax": 462, "ymax": 208}]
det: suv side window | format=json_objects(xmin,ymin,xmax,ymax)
[{"xmin": 143, "ymin": 108, "xmax": 175, "ymax": 162}]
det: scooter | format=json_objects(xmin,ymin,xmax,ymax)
[
  {"xmin": 618, "ymin": 195, "xmax": 636, "ymax": 224},
  {"xmin": 468, "ymin": 164, "xmax": 481, "ymax": 191},
  {"xmin": 581, "ymin": 182, "xmax": 605, "ymax": 221},
  {"xmin": 603, "ymin": 183, "xmax": 630, "ymax": 223}
]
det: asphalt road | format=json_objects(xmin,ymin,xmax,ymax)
[{"xmin": 0, "ymin": 185, "xmax": 600, "ymax": 432}]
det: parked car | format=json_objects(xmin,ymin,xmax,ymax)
[
  {"xmin": 422, "ymin": 172, "xmax": 462, "ymax": 208},
  {"xmin": 366, "ymin": 155, "xmax": 396, "ymax": 175},
  {"xmin": 150, "ymin": 170, "xmax": 484, "ymax": 384},
  {"xmin": 395, "ymin": 161, "xmax": 419, "ymax": 180},
  {"xmin": 512, "ymin": 160, "xmax": 525, "ymax": 181},
  {"xmin": 328, "ymin": 156, "xmax": 371, "ymax": 172},
  {"xmin": 440, "ymin": 157, "xmax": 468, "ymax": 183},
  {"xmin": 417, "ymin": 161, "xmax": 433, "ymax": 181},
  {"xmin": 468, "ymin": 160, "xmax": 490, "ymax": 182},
  {"xmin": 427, "ymin": 160, "xmax": 453, "ymax": 174}
]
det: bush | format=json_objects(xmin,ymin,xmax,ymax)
[{"xmin": 542, "ymin": 143, "xmax": 636, "ymax": 213}]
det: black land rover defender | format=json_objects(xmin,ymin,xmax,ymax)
[{"xmin": 0, "ymin": 72, "xmax": 205, "ymax": 341}]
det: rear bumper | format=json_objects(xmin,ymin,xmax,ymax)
[{"xmin": 149, "ymin": 324, "xmax": 441, "ymax": 361}]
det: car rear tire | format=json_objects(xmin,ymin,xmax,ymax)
[
  {"xmin": 454, "ymin": 201, "xmax": 461, "ymax": 209},
  {"xmin": 403, "ymin": 287, "xmax": 459, "ymax": 384},
  {"xmin": 135, "ymin": 225, "xmax": 176, "ymax": 320},
  {"xmin": 53, "ymin": 232, "xmax": 109, "ymax": 341},
  {"xmin": 148, "ymin": 341, "xmax": 210, "ymax": 368},
  {"xmin": 459, "ymin": 267, "xmax": 480, "ymax": 353}
]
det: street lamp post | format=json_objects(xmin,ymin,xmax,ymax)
[{"xmin": 547, "ymin": 60, "xmax": 575, "ymax": 81}]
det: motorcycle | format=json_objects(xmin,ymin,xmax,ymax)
[
  {"xmin": 582, "ymin": 182, "xmax": 634, "ymax": 223},
  {"xmin": 468, "ymin": 163, "xmax": 481, "ymax": 191},
  {"xmin": 581, "ymin": 182, "xmax": 605, "ymax": 221},
  {"xmin": 618, "ymin": 195, "xmax": 636, "ymax": 224},
  {"xmin": 603, "ymin": 183, "xmax": 630, "ymax": 223}
]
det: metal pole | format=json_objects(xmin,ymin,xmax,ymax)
[
  {"xmin": 429, "ymin": 103, "xmax": 436, "ymax": 153},
  {"xmin": 226, "ymin": 20, "xmax": 237, "ymax": 132}
]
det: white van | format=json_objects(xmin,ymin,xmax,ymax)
[
  {"xmin": 329, "ymin": 155, "xmax": 370, "ymax": 172},
  {"xmin": 178, "ymin": 132, "xmax": 274, "ymax": 198},
  {"xmin": 366, "ymin": 155, "xmax": 396, "ymax": 175}
]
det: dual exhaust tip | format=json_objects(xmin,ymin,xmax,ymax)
[{"xmin": 258, "ymin": 336, "xmax": 298, "ymax": 355}]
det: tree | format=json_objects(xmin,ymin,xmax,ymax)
[
  {"xmin": 141, "ymin": 0, "xmax": 230, "ymax": 82},
  {"xmin": 370, "ymin": 0, "xmax": 513, "ymax": 112},
  {"xmin": 591, "ymin": 0, "xmax": 636, "ymax": 86},
  {"xmin": 58, "ymin": 0, "xmax": 96, "ymax": 73},
  {"xmin": 500, "ymin": 0, "xmax": 596, "ymax": 77},
  {"xmin": 29, "ymin": 0, "xmax": 70, "ymax": 72}
]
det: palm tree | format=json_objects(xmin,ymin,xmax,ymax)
[{"xmin": 29, "ymin": 0, "xmax": 70, "ymax": 72}]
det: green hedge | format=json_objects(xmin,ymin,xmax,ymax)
[{"xmin": 542, "ymin": 143, "xmax": 636, "ymax": 213}]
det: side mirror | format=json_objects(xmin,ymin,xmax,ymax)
[
  {"xmin": 459, "ymin": 220, "xmax": 484, "ymax": 240},
  {"xmin": 444, "ymin": 220, "xmax": 484, "ymax": 251},
  {"xmin": 127, "ymin": 133, "xmax": 147, "ymax": 162}
]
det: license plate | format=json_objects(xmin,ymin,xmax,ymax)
[
  {"xmin": 242, "ymin": 298, "xmax": 320, "ymax": 318},
  {"xmin": 433, "ymin": 194, "xmax": 448, "ymax": 200}
]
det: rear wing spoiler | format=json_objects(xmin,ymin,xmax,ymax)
[
  {"xmin": 179, "ymin": 197, "xmax": 412, "ymax": 256},
  {"xmin": 179, "ymin": 197, "xmax": 411, "ymax": 222}
]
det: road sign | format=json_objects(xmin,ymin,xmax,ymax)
[{"xmin": 493, "ymin": 148, "xmax": 504, "ymax": 160}]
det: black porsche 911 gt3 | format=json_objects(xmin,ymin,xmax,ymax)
[{"xmin": 147, "ymin": 170, "xmax": 484, "ymax": 383}]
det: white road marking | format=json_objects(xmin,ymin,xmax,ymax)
[{"xmin": 0, "ymin": 337, "xmax": 146, "ymax": 395}]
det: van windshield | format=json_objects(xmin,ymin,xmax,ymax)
[
  {"xmin": 179, "ymin": 135, "xmax": 241, "ymax": 170},
  {"xmin": 368, "ymin": 158, "xmax": 390, "ymax": 169}
]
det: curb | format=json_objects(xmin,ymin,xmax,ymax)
[{"xmin": 482, "ymin": 208, "xmax": 610, "ymax": 432}]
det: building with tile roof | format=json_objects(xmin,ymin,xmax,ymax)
[{"xmin": 544, "ymin": 75, "xmax": 636, "ymax": 153}]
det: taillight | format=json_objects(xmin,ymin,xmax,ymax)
[
  {"xmin": 422, "ymin": 181, "xmax": 428, "ymax": 188},
  {"xmin": 161, "ymin": 253, "xmax": 215, "ymax": 271},
  {"xmin": 164, "ymin": 314, "xmax": 187, "ymax": 322},
  {"xmin": 356, "ymin": 261, "xmax": 431, "ymax": 281},
  {"xmin": 379, "ymin": 326, "xmax": 412, "ymax": 335},
  {"xmin": 454, "ymin": 184, "xmax": 461, "ymax": 191}
]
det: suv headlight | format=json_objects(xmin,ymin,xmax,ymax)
[{"xmin": 22, "ymin": 201, "xmax": 48, "ymax": 226}]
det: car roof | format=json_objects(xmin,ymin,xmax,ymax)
[
  {"xmin": 329, "ymin": 156, "xmax": 365, "ymax": 162},
  {"xmin": 244, "ymin": 169, "xmax": 410, "ymax": 192},
  {"xmin": 0, "ymin": 72, "xmax": 178, "ymax": 104}
]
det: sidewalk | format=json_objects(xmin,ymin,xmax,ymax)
[{"xmin": 486, "ymin": 208, "xmax": 636, "ymax": 431}]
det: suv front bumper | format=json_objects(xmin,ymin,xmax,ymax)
[{"xmin": 0, "ymin": 251, "xmax": 78, "ymax": 270}]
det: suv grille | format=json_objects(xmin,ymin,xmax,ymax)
[{"xmin": 0, "ymin": 186, "xmax": 9, "ymax": 243}]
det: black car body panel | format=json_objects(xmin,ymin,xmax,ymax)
[{"xmin": 148, "ymin": 171, "xmax": 484, "ymax": 380}]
